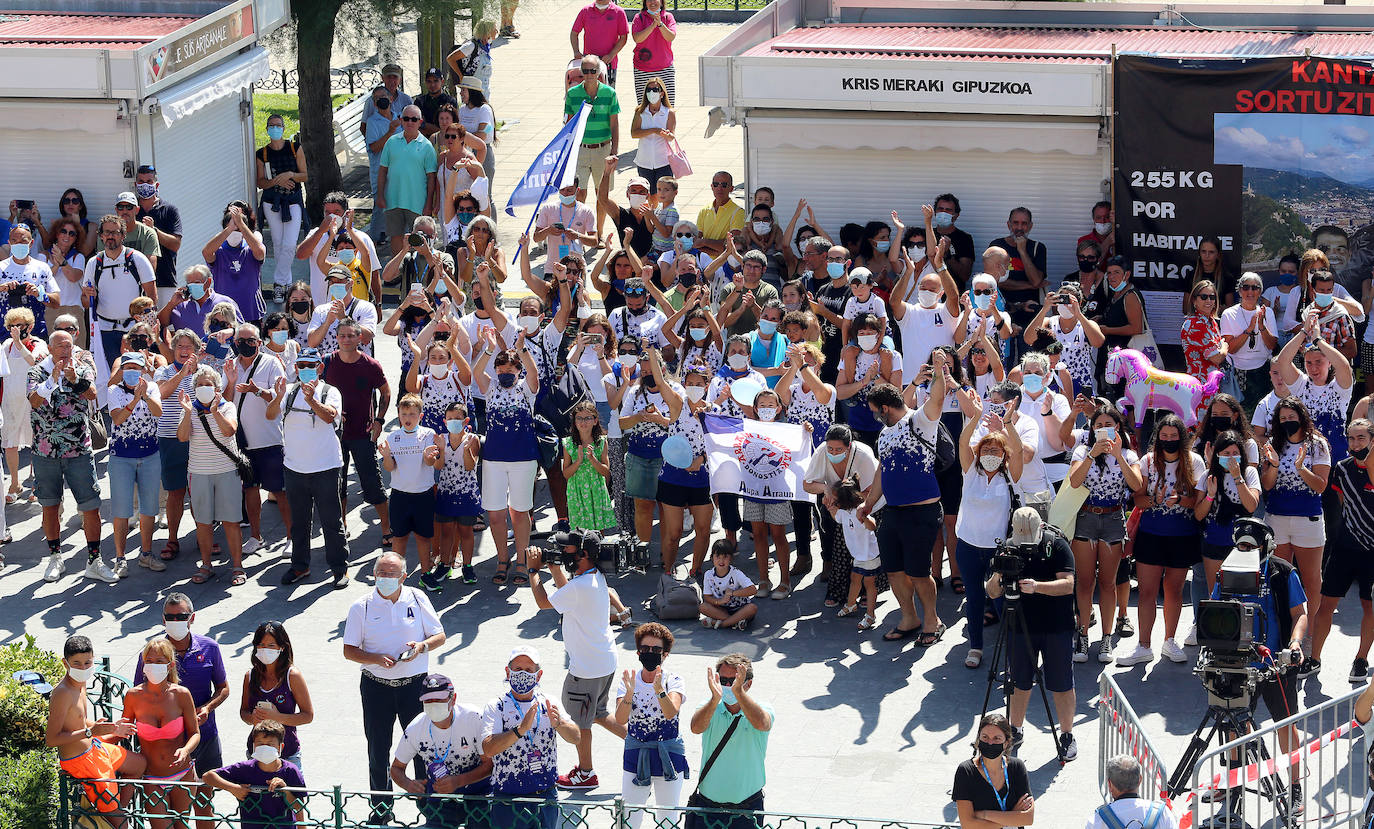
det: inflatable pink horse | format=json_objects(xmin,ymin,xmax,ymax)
[{"xmin": 1104, "ymin": 348, "xmax": 1221, "ymax": 428}]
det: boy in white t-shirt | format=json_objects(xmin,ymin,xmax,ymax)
[
  {"xmin": 380, "ymin": 394, "xmax": 442, "ymax": 582},
  {"xmin": 840, "ymin": 267, "xmax": 887, "ymax": 345},
  {"xmin": 829, "ymin": 475, "xmax": 880, "ymax": 630},
  {"xmin": 699, "ymin": 539, "xmax": 758, "ymax": 630}
]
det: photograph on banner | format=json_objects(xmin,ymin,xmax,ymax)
[{"xmin": 702, "ymin": 413, "xmax": 813, "ymax": 501}]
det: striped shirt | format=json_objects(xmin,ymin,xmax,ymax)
[
  {"xmin": 154, "ymin": 363, "xmax": 196, "ymax": 438},
  {"xmin": 186, "ymin": 401, "xmax": 238, "ymax": 475},
  {"xmin": 564, "ymin": 82, "xmax": 620, "ymax": 145},
  {"xmin": 1331, "ymin": 457, "xmax": 1374, "ymax": 549}
]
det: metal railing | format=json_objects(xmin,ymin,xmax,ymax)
[
  {"xmin": 56, "ymin": 774, "xmax": 958, "ymax": 829},
  {"xmin": 86, "ymin": 656, "xmax": 130, "ymax": 723},
  {"xmin": 1190, "ymin": 683, "xmax": 1366, "ymax": 829},
  {"xmin": 1097, "ymin": 673, "xmax": 1172, "ymax": 805},
  {"xmin": 256, "ymin": 65, "xmax": 384, "ymax": 96}
]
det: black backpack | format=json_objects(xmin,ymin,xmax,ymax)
[
  {"xmin": 534, "ymin": 331, "xmax": 589, "ymax": 436},
  {"xmin": 909, "ymin": 413, "xmax": 957, "ymax": 476}
]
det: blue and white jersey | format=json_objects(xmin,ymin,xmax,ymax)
[
  {"xmin": 1070, "ymin": 443, "xmax": 1139, "ymax": 509},
  {"xmin": 1138, "ymin": 452, "xmax": 1206, "ymax": 536},
  {"xmin": 786, "ymin": 375, "xmax": 834, "ymax": 450},
  {"xmin": 659, "ymin": 407, "xmax": 707, "ymax": 488},
  {"xmin": 876, "ymin": 407, "xmax": 940, "ymax": 506},
  {"xmin": 1267, "ymin": 436, "xmax": 1330, "ymax": 518},
  {"xmin": 615, "ymin": 670, "xmax": 689, "ymax": 777},
  {"xmin": 437, "ymin": 432, "xmax": 482, "ymax": 516},
  {"xmin": 1292, "ymin": 374, "xmax": 1352, "ymax": 462},
  {"xmin": 419, "ymin": 371, "xmax": 468, "ymax": 433},
  {"xmin": 705, "ymin": 369, "xmax": 767, "ymax": 419},
  {"xmin": 676, "ymin": 341, "xmax": 721, "ymax": 378},
  {"xmin": 620, "ymin": 381, "xmax": 682, "ymax": 459},
  {"xmin": 483, "ymin": 380, "xmax": 537, "ymax": 463},
  {"xmin": 394, "ymin": 704, "xmax": 489, "ymax": 784},
  {"xmin": 107, "ymin": 384, "xmax": 159, "ymax": 458},
  {"xmin": 482, "ymin": 691, "xmax": 559, "ymax": 795}
]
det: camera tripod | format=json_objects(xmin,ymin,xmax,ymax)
[
  {"xmin": 1166, "ymin": 686, "xmax": 1292, "ymax": 829},
  {"xmin": 977, "ymin": 584, "xmax": 1067, "ymax": 764}
]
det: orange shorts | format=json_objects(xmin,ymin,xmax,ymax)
[{"xmin": 60, "ymin": 738, "xmax": 128, "ymax": 813}]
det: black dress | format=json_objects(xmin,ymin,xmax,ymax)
[{"xmin": 952, "ymin": 756, "xmax": 1031, "ymax": 828}]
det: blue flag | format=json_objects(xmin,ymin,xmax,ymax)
[{"xmin": 504, "ymin": 102, "xmax": 590, "ymax": 217}]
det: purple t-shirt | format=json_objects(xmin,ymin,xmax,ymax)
[
  {"xmin": 209, "ymin": 241, "xmax": 266, "ymax": 320},
  {"xmin": 213, "ymin": 759, "xmax": 305, "ymax": 829},
  {"xmin": 134, "ymin": 633, "xmax": 228, "ymax": 745},
  {"xmin": 245, "ymin": 674, "xmax": 300, "ymax": 759},
  {"xmin": 168, "ymin": 291, "xmax": 243, "ymax": 336}
]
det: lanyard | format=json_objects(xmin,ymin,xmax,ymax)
[
  {"xmin": 506, "ymin": 692, "xmax": 542, "ymax": 739},
  {"xmin": 979, "ymin": 757, "xmax": 1008, "ymax": 811},
  {"xmin": 427, "ymin": 722, "xmax": 453, "ymax": 765}
]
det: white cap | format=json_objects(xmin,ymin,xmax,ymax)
[
  {"xmin": 508, "ymin": 644, "xmax": 541, "ymax": 666},
  {"xmin": 1008, "ymin": 507, "xmax": 1043, "ymax": 547},
  {"xmin": 848, "ymin": 267, "xmax": 872, "ymax": 285}
]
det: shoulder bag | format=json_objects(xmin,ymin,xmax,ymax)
[
  {"xmin": 684, "ymin": 714, "xmax": 743, "ymax": 809},
  {"xmin": 197, "ymin": 408, "xmax": 255, "ymax": 484},
  {"xmin": 666, "ymin": 138, "xmax": 693, "ymax": 179}
]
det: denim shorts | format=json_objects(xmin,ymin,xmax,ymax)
[
  {"xmin": 34, "ymin": 453, "xmax": 100, "ymax": 511},
  {"xmin": 109, "ymin": 452, "xmax": 161, "ymax": 519},
  {"xmin": 159, "ymin": 436, "xmax": 190, "ymax": 491},
  {"xmin": 1073, "ymin": 508, "xmax": 1126, "ymax": 545},
  {"xmin": 624, "ymin": 453, "xmax": 662, "ymax": 501}
]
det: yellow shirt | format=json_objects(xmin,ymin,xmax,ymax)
[
  {"xmin": 696, "ymin": 200, "xmax": 746, "ymax": 241},
  {"xmin": 345, "ymin": 259, "xmax": 371, "ymax": 301}
]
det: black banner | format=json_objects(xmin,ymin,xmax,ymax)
[{"xmin": 1114, "ymin": 55, "xmax": 1374, "ymax": 303}]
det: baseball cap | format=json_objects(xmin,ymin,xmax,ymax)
[
  {"xmin": 296, "ymin": 347, "xmax": 323, "ymax": 365},
  {"xmin": 419, "ymin": 673, "xmax": 453, "ymax": 702},
  {"xmin": 425, "ymin": 66, "xmax": 444, "ymax": 79},
  {"xmin": 1008, "ymin": 507, "xmax": 1044, "ymax": 547},
  {"xmin": 121, "ymin": 352, "xmax": 147, "ymax": 368},
  {"xmin": 116, "ymin": 192, "xmax": 137, "ymax": 207},
  {"xmin": 849, "ymin": 267, "xmax": 872, "ymax": 285},
  {"xmin": 327, "ymin": 265, "xmax": 352, "ymax": 282},
  {"xmin": 508, "ymin": 644, "xmax": 541, "ymax": 666},
  {"xmin": 553, "ymin": 528, "xmax": 601, "ymax": 551},
  {"xmin": 627, "ymin": 175, "xmax": 650, "ymax": 193},
  {"xmin": 381, "ymin": 63, "xmax": 403, "ymax": 77}
]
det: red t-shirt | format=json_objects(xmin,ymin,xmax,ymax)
[
  {"xmin": 322, "ymin": 352, "xmax": 388, "ymax": 441},
  {"xmin": 573, "ymin": 3, "xmax": 630, "ymax": 68}
]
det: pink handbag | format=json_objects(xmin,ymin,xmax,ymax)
[{"xmin": 666, "ymin": 139, "xmax": 692, "ymax": 179}]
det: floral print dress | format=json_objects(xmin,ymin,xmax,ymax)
[{"xmin": 563, "ymin": 436, "xmax": 616, "ymax": 531}]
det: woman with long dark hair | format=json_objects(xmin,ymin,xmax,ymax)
[
  {"xmin": 237, "ymin": 621, "xmax": 314, "ymax": 769},
  {"xmin": 953, "ymin": 713, "xmax": 1033, "ymax": 829}
]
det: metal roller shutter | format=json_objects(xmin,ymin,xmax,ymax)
[
  {"xmin": 150, "ymin": 92, "xmax": 252, "ymax": 260},
  {"xmin": 0, "ymin": 102, "xmax": 132, "ymax": 224},
  {"xmin": 746, "ymin": 115, "xmax": 1108, "ymax": 286}
]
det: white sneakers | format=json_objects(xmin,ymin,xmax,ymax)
[
  {"xmin": 43, "ymin": 554, "xmax": 64, "ymax": 583},
  {"xmin": 1116, "ymin": 644, "xmax": 1155, "ymax": 666},
  {"xmin": 112, "ymin": 558, "xmax": 129, "ymax": 579},
  {"xmin": 1161, "ymin": 639, "xmax": 1187, "ymax": 663},
  {"xmin": 1183, "ymin": 625, "xmax": 1198, "ymax": 647},
  {"xmin": 84, "ymin": 559, "xmax": 119, "ymax": 584},
  {"xmin": 138, "ymin": 553, "xmax": 167, "ymax": 572}
]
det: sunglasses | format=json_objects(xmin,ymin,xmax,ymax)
[
  {"xmin": 973, "ymin": 289, "xmax": 994, "ymax": 296},
  {"xmin": 565, "ymin": 268, "xmax": 585, "ymax": 276},
  {"xmin": 164, "ymin": 612, "xmax": 191, "ymax": 621},
  {"xmin": 638, "ymin": 645, "xmax": 665, "ymax": 655},
  {"xmin": 401, "ymin": 116, "xmax": 421, "ymax": 123},
  {"xmin": 711, "ymin": 182, "xmax": 731, "ymax": 188},
  {"xmin": 625, "ymin": 290, "xmax": 647, "ymax": 297},
  {"xmin": 581, "ymin": 69, "xmax": 598, "ymax": 75},
  {"xmin": 718, "ymin": 674, "xmax": 737, "ymax": 687},
  {"xmin": 618, "ymin": 351, "xmax": 640, "ymax": 358},
  {"xmin": 970, "ymin": 348, "xmax": 986, "ymax": 356},
  {"xmin": 56, "ymin": 326, "xmax": 78, "ymax": 334},
  {"xmin": 137, "ymin": 165, "xmax": 156, "ymax": 175},
  {"xmin": 1240, "ymin": 285, "xmax": 1262, "ymax": 292},
  {"xmin": 62, "ymin": 197, "xmax": 82, "ymax": 205},
  {"xmin": 1197, "ymin": 294, "xmax": 1217, "ymax": 301},
  {"xmin": 58, "ymin": 228, "xmax": 78, "ymax": 236}
]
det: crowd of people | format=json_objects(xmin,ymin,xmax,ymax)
[{"xmin": 18, "ymin": 0, "xmax": 1374, "ymax": 826}]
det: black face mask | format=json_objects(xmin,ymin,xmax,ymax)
[
  {"xmin": 1210, "ymin": 417, "xmax": 1233, "ymax": 433},
  {"xmin": 643, "ymin": 374, "xmax": 657, "ymax": 390},
  {"xmin": 376, "ymin": 97, "xmax": 390, "ymax": 110},
  {"xmin": 1353, "ymin": 446, "xmax": 1370, "ymax": 461},
  {"xmin": 236, "ymin": 341, "xmax": 258, "ymax": 358},
  {"xmin": 1078, "ymin": 258, "xmax": 1097, "ymax": 273},
  {"xmin": 474, "ymin": 295, "xmax": 485, "ymax": 311},
  {"xmin": 209, "ymin": 322, "xmax": 228, "ymax": 333},
  {"xmin": 977, "ymin": 740, "xmax": 1005, "ymax": 760},
  {"xmin": 290, "ymin": 300, "xmax": 311, "ymax": 315},
  {"xmin": 1158, "ymin": 438, "xmax": 1181, "ymax": 453},
  {"xmin": 128, "ymin": 335, "xmax": 150, "ymax": 350},
  {"xmin": 638, "ymin": 651, "xmax": 662, "ymax": 671},
  {"xmin": 678, "ymin": 272, "xmax": 697, "ymax": 288},
  {"xmin": 1281, "ymin": 420, "xmax": 1302, "ymax": 438}
]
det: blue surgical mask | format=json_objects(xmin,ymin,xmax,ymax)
[
  {"xmin": 271, "ymin": 330, "xmax": 289, "ymax": 345},
  {"xmin": 123, "ymin": 369, "xmax": 142, "ymax": 387},
  {"xmin": 1314, "ymin": 292, "xmax": 1334, "ymax": 308},
  {"xmin": 1221, "ymin": 455, "xmax": 1238, "ymax": 470},
  {"xmin": 446, "ymin": 419, "xmax": 465, "ymax": 434},
  {"xmin": 187, "ymin": 283, "xmax": 206, "ymax": 300},
  {"xmin": 508, "ymin": 669, "xmax": 540, "ymax": 695},
  {"xmin": 689, "ymin": 327, "xmax": 708, "ymax": 342},
  {"xmin": 402, "ymin": 423, "xmax": 418, "ymax": 434},
  {"xmin": 826, "ymin": 262, "xmax": 845, "ymax": 279},
  {"xmin": 875, "ymin": 241, "xmax": 890, "ymax": 254},
  {"xmin": 375, "ymin": 577, "xmax": 401, "ymax": 596},
  {"xmin": 721, "ymin": 687, "xmax": 737, "ymax": 705},
  {"xmin": 338, "ymin": 250, "xmax": 356, "ymax": 265},
  {"xmin": 1111, "ymin": 278, "xmax": 1130, "ymax": 292},
  {"xmin": 205, "ymin": 337, "xmax": 229, "ymax": 359},
  {"xmin": 559, "ymin": 193, "xmax": 576, "ymax": 207},
  {"xmin": 266, "ymin": 125, "xmax": 285, "ymax": 141},
  {"xmin": 434, "ymin": 281, "xmax": 448, "ymax": 296},
  {"xmin": 757, "ymin": 319, "xmax": 777, "ymax": 337},
  {"xmin": 9, "ymin": 243, "xmax": 29, "ymax": 260},
  {"xmin": 1279, "ymin": 272, "xmax": 1297, "ymax": 286},
  {"xmin": 328, "ymin": 283, "xmax": 348, "ymax": 301},
  {"xmin": 933, "ymin": 212, "xmax": 953, "ymax": 229},
  {"xmin": 1022, "ymin": 374, "xmax": 1044, "ymax": 394},
  {"xmin": 826, "ymin": 451, "xmax": 847, "ymax": 463},
  {"xmin": 973, "ymin": 294, "xmax": 992, "ymax": 311},
  {"xmin": 297, "ymin": 367, "xmax": 318, "ymax": 383}
]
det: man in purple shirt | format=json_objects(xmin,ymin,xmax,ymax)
[
  {"xmin": 134, "ymin": 592, "xmax": 230, "ymax": 822},
  {"xmin": 157, "ymin": 263, "xmax": 242, "ymax": 336}
]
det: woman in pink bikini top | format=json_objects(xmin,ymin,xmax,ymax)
[{"xmin": 122, "ymin": 637, "xmax": 201, "ymax": 822}]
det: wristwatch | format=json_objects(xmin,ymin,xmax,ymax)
[
  {"xmin": 657, "ymin": 691, "xmax": 667, "ymax": 699},
  {"xmin": 84, "ymin": 726, "xmax": 92, "ymax": 738}
]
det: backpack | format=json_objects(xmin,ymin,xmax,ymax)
[
  {"xmin": 284, "ymin": 381, "xmax": 342, "ymax": 438},
  {"xmin": 651, "ymin": 572, "xmax": 703, "ymax": 620},
  {"xmin": 90, "ymin": 249, "xmax": 140, "ymax": 327},
  {"xmin": 909, "ymin": 412, "xmax": 957, "ymax": 476},
  {"xmin": 1095, "ymin": 801, "xmax": 1164, "ymax": 829},
  {"xmin": 535, "ymin": 332, "xmax": 589, "ymax": 436}
]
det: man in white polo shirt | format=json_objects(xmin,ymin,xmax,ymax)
[{"xmin": 343, "ymin": 551, "xmax": 446, "ymax": 826}]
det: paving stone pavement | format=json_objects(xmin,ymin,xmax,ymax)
[{"xmin": 4, "ymin": 3, "xmax": 1371, "ymax": 825}]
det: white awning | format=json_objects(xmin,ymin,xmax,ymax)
[{"xmin": 146, "ymin": 47, "xmax": 270, "ymax": 127}]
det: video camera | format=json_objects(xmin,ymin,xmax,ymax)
[
  {"xmin": 1193, "ymin": 519, "xmax": 1282, "ymax": 705},
  {"xmin": 990, "ymin": 521, "xmax": 1060, "ymax": 596}
]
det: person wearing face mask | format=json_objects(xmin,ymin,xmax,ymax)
[
  {"xmin": 48, "ymin": 635, "xmax": 145, "ymax": 819},
  {"xmin": 1310, "ymin": 418, "xmax": 1374, "ymax": 682},
  {"xmin": 343, "ymin": 551, "xmax": 447, "ymax": 825},
  {"xmin": 628, "ymin": 73, "xmax": 677, "ymax": 193},
  {"xmin": 178, "ymin": 366, "xmax": 247, "ymax": 585},
  {"xmin": 717, "ymin": 249, "xmax": 780, "ymax": 338},
  {"xmin": 927, "ymin": 192, "xmax": 974, "ymax": 284},
  {"xmin": 1077, "ymin": 200, "xmax": 1116, "ymax": 269},
  {"xmin": 162, "ymin": 263, "xmax": 240, "ymax": 338},
  {"xmin": 613, "ymin": 622, "xmax": 688, "ymax": 828},
  {"xmin": 203, "ymin": 720, "xmax": 307, "ymax": 826},
  {"xmin": 1, "ymin": 307, "xmax": 43, "ymax": 505},
  {"xmin": 536, "ymin": 177, "xmax": 599, "ymax": 259},
  {"xmin": 481, "ymin": 646, "xmax": 583, "ymax": 829},
  {"xmin": 407, "ymin": 338, "xmax": 473, "ymax": 434},
  {"xmin": 433, "ymin": 400, "xmax": 483, "ymax": 584},
  {"xmin": 837, "ymin": 314, "xmax": 900, "ymax": 447},
  {"xmin": 390, "ymin": 673, "xmax": 493, "ymax": 826},
  {"xmin": 892, "ymin": 208, "xmax": 960, "ymax": 372},
  {"xmin": 1012, "ymin": 353, "xmax": 1071, "ymax": 486},
  {"xmin": 307, "ymin": 266, "xmax": 379, "ymax": 357},
  {"xmin": 663, "ymin": 296, "xmax": 723, "ymax": 376},
  {"xmin": 133, "ymin": 165, "xmax": 184, "ymax": 301},
  {"xmin": 123, "ymin": 637, "xmax": 204, "ymax": 822},
  {"xmin": 0, "ymin": 224, "xmax": 60, "ymax": 338},
  {"xmin": 203, "ymin": 201, "xmax": 267, "ymax": 324},
  {"xmin": 629, "ymin": 0, "xmax": 677, "ymax": 106},
  {"xmin": 107, "ymin": 351, "xmax": 164, "ymax": 574},
  {"xmin": 1061, "ymin": 239, "xmax": 1107, "ymax": 318},
  {"xmin": 314, "ymin": 217, "xmax": 377, "ymax": 307},
  {"xmin": 609, "ymin": 274, "xmax": 670, "ymax": 349},
  {"xmin": 952, "ymin": 714, "xmax": 1033, "ymax": 829},
  {"xmin": 1262, "ymin": 253, "xmax": 1303, "ymax": 349},
  {"xmin": 1022, "ymin": 281, "xmax": 1104, "ymax": 397},
  {"xmin": 747, "ymin": 299, "xmax": 788, "ymax": 389},
  {"xmin": 224, "ymin": 322, "xmax": 291, "ymax": 558},
  {"xmin": 599, "ymin": 160, "xmax": 658, "ymax": 261},
  {"xmin": 1297, "ymin": 268, "xmax": 1363, "ymax": 361},
  {"xmin": 151, "ymin": 329, "xmax": 203, "ymax": 564},
  {"xmin": 134, "ymin": 595, "xmax": 230, "ymax": 785},
  {"xmin": 256, "ymin": 113, "xmax": 308, "ymax": 305},
  {"xmin": 237, "ymin": 621, "xmax": 314, "ymax": 771},
  {"xmin": 260, "ymin": 311, "xmax": 301, "ymax": 381},
  {"xmin": 619, "ymin": 347, "xmax": 685, "ymax": 564},
  {"xmin": 741, "ymin": 205, "xmax": 787, "ymax": 285},
  {"xmin": 283, "ymin": 283, "xmax": 315, "ymax": 346},
  {"xmin": 685, "ymin": 653, "xmax": 774, "ymax": 829},
  {"xmin": 853, "ymin": 220, "xmax": 895, "ymax": 292},
  {"xmin": 379, "ymin": 394, "xmax": 442, "ymax": 577},
  {"xmin": 803, "ymin": 425, "xmax": 883, "ymax": 606},
  {"xmin": 296, "ymin": 193, "xmax": 381, "ymax": 305}
]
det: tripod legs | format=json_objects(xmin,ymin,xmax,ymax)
[
  {"xmin": 977, "ymin": 597, "xmax": 1067, "ymax": 763},
  {"xmin": 1168, "ymin": 706, "xmax": 1292, "ymax": 829}
]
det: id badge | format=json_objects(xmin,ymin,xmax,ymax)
[{"xmin": 427, "ymin": 760, "xmax": 450, "ymax": 781}]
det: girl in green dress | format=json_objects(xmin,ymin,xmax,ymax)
[{"xmin": 562, "ymin": 399, "xmax": 617, "ymax": 532}]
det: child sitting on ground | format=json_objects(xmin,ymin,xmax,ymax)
[{"xmin": 699, "ymin": 539, "xmax": 759, "ymax": 630}]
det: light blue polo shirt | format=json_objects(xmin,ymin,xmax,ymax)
[{"xmin": 379, "ymin": 132, "xmax": 438, "ymax": 214}]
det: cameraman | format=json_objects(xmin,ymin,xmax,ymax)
[
  {"xmin": 1207, "ymin": 518, "xmax": 1307, "ymax": 812},
  {"xmin": 985, "ymin": 508, "xmax": 1078, "ymax": 761}
]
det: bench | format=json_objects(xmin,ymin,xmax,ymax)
[{"xmin": 332, "ymin": 92, "xmax": 370, "ymax": 165}]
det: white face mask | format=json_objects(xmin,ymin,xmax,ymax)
[
  {"xmin": 756, "ymin": 406, "xmax": 777, "ymax": 422},
  {"xmin": 646, "ymin": 90, "xmax": 662, "ymax": 105},
  {"xmin": 628, "ymin": 193, "xmax": 648, "ymax": 209},
  {"xmin": 917, "ymin": 289, "xmax": 940, "ymax": 309},
  {"xmin": 1094, "ymin": 221, "xmax": 1113, "ymax": 235},
  {"xmin": 752, "ymin": 221, "xmax": 771, "ymax": 235},
  {"xmin": 226, "ymin": 231, "xmax": 244, "ymax": 247},
  {"xmin": 251, "ymin": 745, "xmax": 281, "ymax": 765},
  {"xmin": 144, "ymin": 662, "xmax": 170, "ymax": 684},
  {"xmin": 517, "ymin": 315, "xmax": 540, "ymax": 334},
  {"xmin": 908, "ymin": 244, "xmax": 924, "ymax": 260},
  {"xmin": 195, "ymin": 385, "xmax": 216, "ymax": 405},
  {"xmin": 857, "ymin": 334, "xmax": 878, "ymax": 351},
  {"xmin": 255, "ymin": 647, "xmax": 281, "ymax": 665},
  {"xmin": 67, "ymin": 664, "xmax": 95, "ymax": 685},
  {"xmin": 164, "ymin": 620, "xmax": 190, "ymax": 640},
  {"xmin": 728, "ymin": 353, "xmax": 749, "ymax": 371},
  {"xmin": 1057, "ymin": 304, "xmax": 1072, "ymax": 318},
  {"xmin": 979, "ymin": 454, "xmax": 1003, "ymax": 472},
  {"xmin": 685, "ymin": 385, "xmax": 706, "ymax": 402},
  {"xmin": 424, "ymin": 702, "xmax": 451, "ymax": 722}
]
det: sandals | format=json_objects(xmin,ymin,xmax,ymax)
[
  {"xmin": 701, "ymin": 617, "xmax": 721, "ymax": 629},
  {"xmin": 512, "ymin": 563, "xmax": 530, "ymax": 586},
  {"xmin": 915, "ymin": 623, "xmax": 947, "ymax": 647},
  {"xmin": 191, "ymin": 567, "xmax": 216, "ymax": 584},
  {"xmin": 823, "ymin": 599, "xmax": 840, "ymax": 608},
  {"xmin": 965, "ymin": 648, "xmax": 984, "ymax": 669},
  {"xmin": 160, "ymin": 541, "xmax": 180, "ymax": 562},
  {"xmin": 951, "ymin": 576, "xmax": 966, "ymax": 595},
  {"xmin": 4, "ymin": 491, "xmax": 15, "ymax": 506},
  {"xmin": 858, "ymin": 612, "xmax": 876, "ymax": 631},
  {"xmin": 883, "ymin": 624, "xmax": 922, "ymax": 642},
  {"xmin": 380, "ymin": 533, "xmax": 395, "ymax": 549},
  {"xmin": 837, "ymin": 602, "xmax": 860, "ymax": 618},
  {"xmin": 492, "ymin": 560, "xmax": 511, "ymax": 585},
  {"xmin": 230, "ymin": 568, "xmax": 247, "ymax": 586},
  {"xmin": 613, "ymin": 609, "xmax": 633, "ymax": 626}
]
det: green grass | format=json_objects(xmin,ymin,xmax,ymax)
[{"xmin": 254, "ymin": 92, "xmax": 353, "ymax": 147}]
